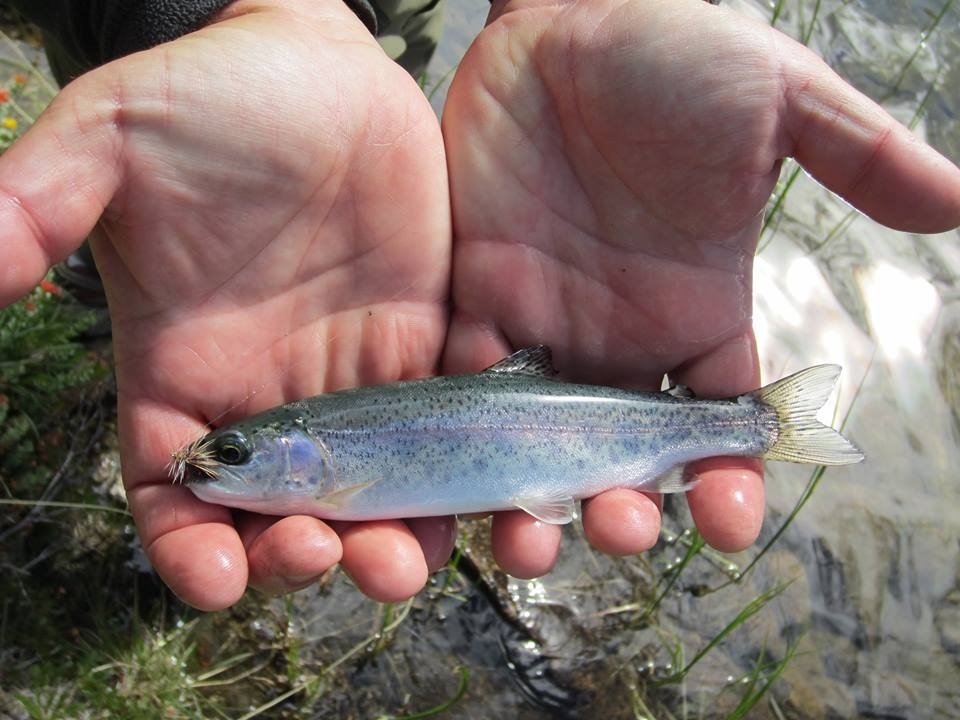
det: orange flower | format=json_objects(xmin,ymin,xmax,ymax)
[
  {"xmin": 12, "ymin": 74, "xmax": 27, "ymax": 85},
  {"xmin": 39, "ymin": 279, "xmax": 62, "ymax": 295},
  {"xmin": 0, "ymin": 89, "xmax": 8, "ymax": 103}
]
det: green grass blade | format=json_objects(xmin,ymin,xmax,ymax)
[
  {"xmin": 642, "ymin": 529, "xmax": 706, "ymax": 620},
  {"xmin": 0, "ymin": 498, "xmax": 130, "ymax": 516},
  {"xmin": 653, "ymin": 581, "xmax": 792, "ymax": 686},
  {"xmin": 759, "ymin": 164, "xmax": 803, "ymax": 253},
  {"xmin": 724, "ymin": 636, "xmax": 802, "ymax": 720},
  {"xmin": 770, "ymin": 0, "xmax": 788, "ymax": 27},
  {"xmin": 801, "ymin": 0, "xmax": 824, "ymax": 46},
  {"xmin": 0, "ymin": 30, "xmax": 58, "ymax": 96},
  {"xmin": 907, "ymin": 66, "xmax": 943, "ymax": 130},
  {"xmin": 880, "ymin": 0, "xmax": 954, "ymax": 103},
  {"xmin": 383, "ymin": 666, "xmax": 471, "ymax": 720}
]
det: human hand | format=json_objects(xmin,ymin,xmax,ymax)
[
  {"xmin": 0, "ymin": 0, "xmax": 454, "ymax": 609},
  {"xmin": 441, "ymin": 0, "xmax": 960, "ymax": 575}
]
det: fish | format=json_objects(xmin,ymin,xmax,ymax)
[{"xmin": 170, "ymin": 346, "xmax": 864, "ymax": 524}]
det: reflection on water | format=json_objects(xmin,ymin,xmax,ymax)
[
  {"xmin": 859, "ymin": 262, "xmax": 939, "ymax": 361},
  {"xmin": 287, "ymin": 0, "xmax": 960, "ymax": 717},
  {"xmin": 711, "ymin": 2, "xmax": 960, "ymax": 716}
]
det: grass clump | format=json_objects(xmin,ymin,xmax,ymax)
[
  {"xmin": 3, "ymin": 585, "xmax": 294, "ymax": 720},
  {"xmin": 0, "ymin": 280, "xmax": 108, "ymax": 489},
  {"xmin": 0, "ymin": 25, "xmax": 101, "ymax": 493}
]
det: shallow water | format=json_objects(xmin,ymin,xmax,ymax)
[
  {"xmin": 750, "ymin": 2, "xmax": 960, "ymax": 715},
  {"xmin": 285, "ymin": 1, "xmax": 960, "ymax": 718}
]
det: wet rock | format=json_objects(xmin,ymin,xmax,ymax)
[
  {"xmin": 676, "ymin": 637, "xmax": 782, "ymax": 720},
  {"xmin": 935, "ymin": 588, "xmax": 960, "ymax": 655},
  {"xmin": 724, "ymin": 549, "xmax": 814, "ymax": 661},
  {"xmin": 861, "ymin": 670, "xmax": 921, "ymax": 719},
  {"xmin": 809, "ymin": 534, "xmax": 867, "ymax": 645},
  {"xmin": 775, "ymin": 637, "xmax": 857, "ymax": 720},
  {"xmin": 766, "ymin": 550, "xmax": 813, "ymax": 629}
]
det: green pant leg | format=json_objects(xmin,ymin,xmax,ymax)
[
  {"xmin": 372, "ymin": 0, "xmax": 447, "ymax": 79},
  {"xmin": 44, "ymin": 2, "xmax": 447, "ymax": 84}
]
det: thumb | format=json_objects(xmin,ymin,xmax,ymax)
[
  {"xmin": 0, "ymin": 71, "xmax": 122, "ymax": 306},
  {"xmin": 776, "ymin": 33, "xmax": 960, "ymax": 233}
]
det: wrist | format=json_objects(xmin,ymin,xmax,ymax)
[
  {"xmin": 487, "ymin": 0, "xmax": 565, "ymax": 24},
  {"xmin": 213, "ymin": 0, "xmax": 379, "ymax": 36},
  {"xmin": 488, "ymin": 0, "xmax": 719, "ymax": 24}
]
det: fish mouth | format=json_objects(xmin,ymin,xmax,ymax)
[{"xmin": 167, "ymin": 436, "xmax": 221, "ymax": 485}]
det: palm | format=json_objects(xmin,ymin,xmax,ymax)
[
  {"xmin": 101, "ymin": 16, "xmax": 451, "ymax": 416},
  {"xmin": 443, "ymin": 2, "xmax": 789, "ymax": 382},
  {"xmin": 442, "ymin": 0, "xmax": 960, "ymax": 567},
  {"xmin": 1, "ymin": 1, "xmax": 452, "ymax": 608}
]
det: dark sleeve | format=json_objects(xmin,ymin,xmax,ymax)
[{"xmin": 7, "ymin": 0, "xmax": 379, "ymax": 82}]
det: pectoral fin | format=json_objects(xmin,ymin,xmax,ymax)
[
  {"xmin": 315, "ymin": 479, "xmax": 379, "ymax": 510},
  {"xmin": 513, "ymin": 491, "xmax": 577, "ymax": 524}
]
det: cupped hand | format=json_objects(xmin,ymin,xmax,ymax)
[
  {"xmin": 441, "ymin": 0, "xmax": 960, "ymax": 573},
  {"xmin": 0, "ymin": 0, "xmax": 454, "ymax": 609}
]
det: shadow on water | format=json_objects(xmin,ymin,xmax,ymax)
[{"xmin": 279, "ymin": 524, "xmax": 599, "ymax": 719}]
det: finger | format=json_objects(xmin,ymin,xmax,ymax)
[
  {"xmin": 581, "ymin": 489, "xmax": 662, "ymax": 556},
  {"xmin": 490, "ymin": 511, "xmax": 562, "ymax": 578},
  {"xmin": 123, "ymin": 405, "xmax": 254, "ymax": 610},
  {"xmin": 0, "ymin": 71, "xmax": 124, "ymax": 305},
  {"xmin": 669, "ymin": 332, "xmax": 767, "ymax": 552},
  {"xmin": 775, "ymin": 33, "xmax": 960, "ymax": 232},
  {"xmin": 686, "ymin": 459, "xmax": 765, "ymax": 552},
  {"xmin": 129, "ymin": 483, "xmax": 249, "ymax": 610},
  {"xmin": 239, "ymin": 514, "xmax": 344, "ymax": 595},
  {"xmin": 146, "ymin": 525, "xmax": 249, "ymax": 611},
  {"xmin": 406, "ymin": 516, "xmax": 458, "ymax": 573},
  {"xmin": 334, "ymin": 520, "xmax": 429, "ymax": 602}
]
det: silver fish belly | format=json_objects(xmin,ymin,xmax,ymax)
[{"xmin": 171, "ymin": 346, "xmax": 863, "ymax": 524}]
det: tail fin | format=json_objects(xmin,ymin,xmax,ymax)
[{"xmin": 757, "ymin": 365, "xmax": 864, "ymax": 466}]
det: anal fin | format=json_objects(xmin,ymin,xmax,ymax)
[
  {"xmin": 513, "ymin": 491, "xmax": 577, "ymax": 524},
  {"xmin": 643, "ymin": 465, "xmax": 699, "ymax": 494}
]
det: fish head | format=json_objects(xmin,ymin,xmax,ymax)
[{"xmin": 170, "ymin": 419, "xmax": 336, "ymax": 514}]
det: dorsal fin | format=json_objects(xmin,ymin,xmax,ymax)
[{"xmin": 482, "ymin": 346, "xmax": 558, "ymax": 378}]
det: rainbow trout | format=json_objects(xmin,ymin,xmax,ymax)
[{"xmin": 170, "ymin": 347, "xmax": 863, "ymax": 524}]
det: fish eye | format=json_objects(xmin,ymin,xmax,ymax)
[{"xmin": 213, "ymin": 431, "xmax": 252, "ymax": 465}]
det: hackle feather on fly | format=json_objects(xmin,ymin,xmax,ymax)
[{"xmin": 168, "ymin": 435, "xmax": 220, "ymax": 485}]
